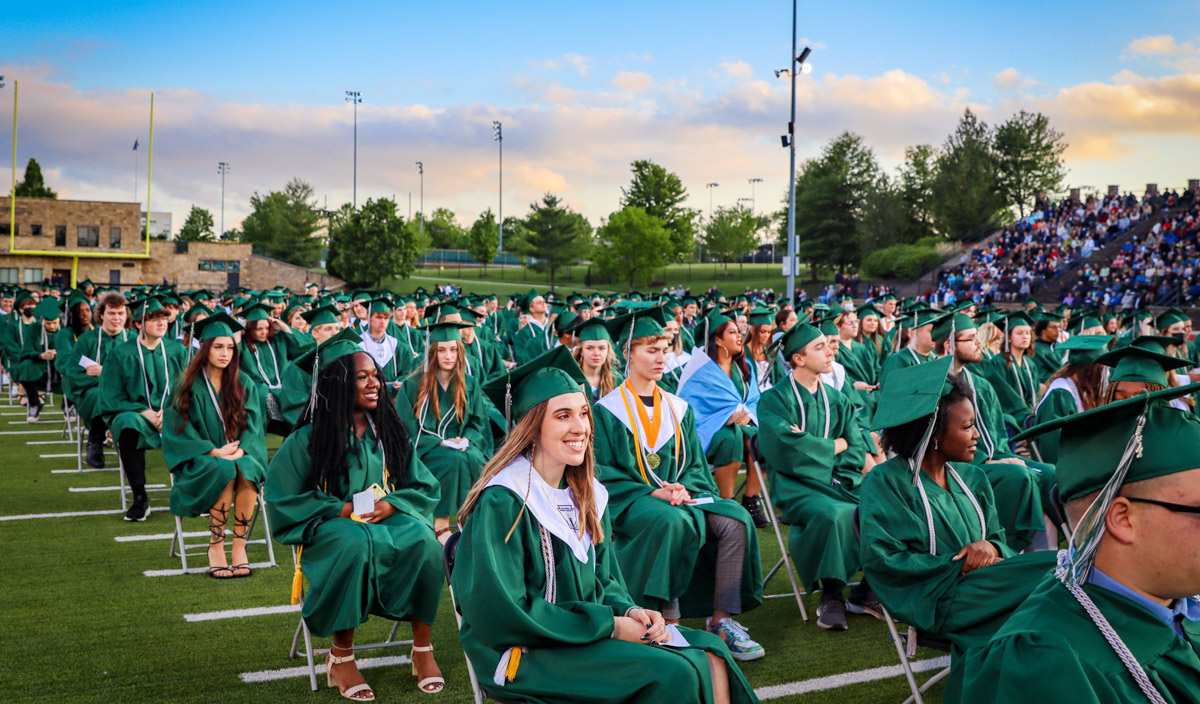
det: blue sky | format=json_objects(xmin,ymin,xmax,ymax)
[{"xmin": 4, "ymin": 1, "xmax": 1200, "ymax": 230}]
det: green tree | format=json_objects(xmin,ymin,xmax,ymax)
[
  {"xmin": 466, "ymin": 209, "xmax": 500, "ymax": 275},
  {"xmin": 240, "ymin": 178, "xmax": 324, "ymax": 267},
  {"xmin": 593, "ymin": 206, "xmax": 672, "ymax": 288},
  {"xmin": 703, "ymin": 205, "xmax": 759, "ymax": 274},
  {"xmin": 177, "ymin": 205, "xmax": 216, "ymax": 242},
  {"xmin": 931, "ymin": 109, "xmax": 1008, "ymax": 240},
  {"xmin": 328, "ymin": 198, "xmax": 420, "ymax": 288},
  {"xmin": 856, "ymin": 175, "xmax": 911, "ymax": 252},
  {"xmin": 222, "ymin": 227, "xmax": 243, "ymax": 242},
  {"xmin": 994, "ymin": 110, "xmax": 1068, "ymax": 217},
  {"xmin": 898, "ymin": 144, "xmax": 939, "ymax": 240},
  {"xmin": 620, "ymin": 159, "xmax": 699, "ymax": 262},
  {"xmin": 14, "ymin": 158, "xmax": 57, "ymax": 198},
  {"xmin": 422, "ymin": 207, "xmax": 468, "ymax": 249},
  {"xmin": 512, "ymin": 193, "xmax": 592, "ymax": 290}
]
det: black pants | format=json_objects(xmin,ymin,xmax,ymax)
[
  {"xmin": 117, "ymin": 428, "xmax": 147, "ymax": 498},
  {"xmin": 21, "ymin": 382, "xmax": 43, "ymax": 410},
  {"xmin": 88, "ymin": 418, "xmax": 108, "ymax": 446}
]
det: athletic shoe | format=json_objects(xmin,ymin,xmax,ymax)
[
  {"xmin": 708, "ymin": 617, "xmax": 766, "ymax": 661},
  {"xmin": 86, "ymin": 442, "xmax": 106, "ymax": 469},
  {"xmin": 64, "ymin": 406, "xmax": 77, "ymax": 422},
  {"xmin": 846, "ymin": 587, "xmax": 885, "ymax": 621},
  {"xmin": 26, "ymin": 407, "xmax": 38, "ymax": 423},
  {"xmin": 741, "ymin": 495, "xmax": 770, "ymax": 528},
  {"xmin": 124, "ymin": 496, "xmax": 149, "ymax": 522},
  {"xmin": 816, "ymin": 592, "xmax": 849, "ymax": 631}
]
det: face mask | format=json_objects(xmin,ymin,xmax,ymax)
[{"xmin": 671, "ymin": 333, "xmax": 679, "ymax": 345}]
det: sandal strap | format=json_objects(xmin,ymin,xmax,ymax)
[
  {"xmin": 411, "ymin": 644, "xmax": 434, "ymax": 653},
  {"xmin": 327, "ymin": 653, "xmax": 356, "ymax": 665},
  {"xmin": 341, "ymin": 683, "xmax": 374, "ymax": 699},
  {"xmin": 416, "ymin": 676, "xmax": 445, "ymax": 691}
]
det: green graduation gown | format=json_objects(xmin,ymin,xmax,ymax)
[
  {"xmin": 265, "ymin": 423, "xmax": 443, "ymax": 638},
  {"xmin": 53, "ymin": 327, "xmax": 86, "ymax": 400},
  {"xmin": 593, "ymin": 389, "xmax": 764, "ymax": 618},
  {"xmin": 98, "ymin": 337, "xmax": 190, "ymax": 451},
  {"xmin": 276, "ymin": 362, "xmax": 313, "ymax": 430},
  {"xmin": 238, "ymin": 335, "xmax": 293, "ymax": 392},
  {"xmin": 163, "ymin": 374, "xmax": 269, "ymax": 517},
  {"xmin": 512, "ymin": 319, "xmax": 553, "ymax": 365},
  {"xmin": 15, "ymin": 324, "xmax": 63, "ymax": 391},
  {"xmin": 758, "ymin": 375, "xmax": 866, "ymax": 587},
  {"xmin": 946, "ymin": 573, "xmax": 1200, "ymax": 703},
  {"xmin": 66, "ymin": 327, "xmax": 133, "ymax": 425},
  {"xmin": 396, "ymin": 373, "xmax": 493, "ymax": 517},
  {"xmin": 1030, "ymin": 339, "xmax": 1064, "ymax": 381},
  {"xmin": 858, "ymin": 456, "xmax": 1057, "ymax": 653},
  {"xmin": 878, "ymin": 347, "xmax": 935, "ymax": 388},
  {"xmin": 1031, "ymin": 383, "xmax": 1082, "ymax": 464},
  {"xmin": 454, "ymin": 478, "xmax": 761, "ymax": 704},
  {"xmin": 463, "ymin": 337, "xmax": 506, "ymax": 382},
  {"xmin": 979, "ymin": 352, "xmax": 1040, "ymax": 430}
]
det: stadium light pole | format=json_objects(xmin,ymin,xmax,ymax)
[
  {"xmin": 748, "ymin": 177, "xmax": 763, "ymax": 214},
  {"xmin": 345, "ymin": 90, "xmax": 362, "ymax": 207},
  {"xmin": 493, "ymin": 120, "xmax": 503, "ymax": 253},
  {"xmin": 217, "ymin": 161, "xmax": 230, "ymax": 239},
  {"xmin": 706, "ymin": 182, "xmax": 719, "ymax": 220},
  {"xmin": 416, "ymin": 161, "xmax": 424, "ymax": 238},
  {"xmin": 779, "ymin": 32, "xmax": 813, "ymax": 306}
]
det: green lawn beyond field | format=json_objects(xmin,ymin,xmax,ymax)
[{"xmin": 0, "ymin": 396, "xmax": 947, "ymax": 703}]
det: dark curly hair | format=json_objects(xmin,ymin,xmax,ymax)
[
  {"xmin": 882, "ymin": 373, "xmax": 972, "ymax": 459},
  {"xmin": 299, "ymin": 352, "xmax": 411, "ymax": 491}
]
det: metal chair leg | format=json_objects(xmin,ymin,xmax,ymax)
[{"xmin": 753, "ymin": 456, "xmax": 809, "ymax": 621}]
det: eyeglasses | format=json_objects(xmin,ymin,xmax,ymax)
[{"xmin": 1127, "ymin": 497, "xmax": 1200, "ymax": 515}]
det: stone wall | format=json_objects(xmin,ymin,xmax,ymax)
[{"xmin": 245, "ymin": 254, "xmax": 346, "ymax": 291}]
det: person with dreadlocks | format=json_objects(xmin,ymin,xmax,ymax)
[
  {"xmin": 98, "ymin": 295, "xmax": 190, "ymax": 521},
  {"xmin": 1030, "ymin": 335, "xmax": 1112, "ymax": 464},
  {"xmin": 454, "ymin": 346, "xmax": 761, "ymax": 704},
  {"xmin": 860, "ymin": 358, "xmax": 1058, "ymax": 662},
  {"xmin": 163, "ymin": 313, "xmax": 267, "ymax": 578},
  {"xmin": 396, "ymin": 321, "xmax": 493, "ymax": 545},
  {"xmin": 266, "ymin": 329, "xmax": 445, "ymax": 699},
  {"xmin": 593, "ymin": 307, "xmax": 765, "ymax": 662},
  {"xmin": 569, "ymin": 317, "xmax": 623, "ymax": 404},
  {"xmin": 946, "ymin": 383, "xmax": 1200, "ymax": 703}
]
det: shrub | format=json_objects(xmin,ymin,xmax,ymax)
[{"xmin": 862, "ymin": 244, "xmax": 943, "ymax": 280}]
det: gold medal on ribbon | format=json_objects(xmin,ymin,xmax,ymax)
[{"xmin": 645, "ymin": 453, "xmax": 661, "ymax": 470}]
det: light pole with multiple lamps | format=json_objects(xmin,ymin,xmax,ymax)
[
  {"xmin": 748, "ymin": 177, "xmax": 763, "ymax": 213},
  {"xmin": 217, "ymin": 161, "xmax": 229, "ymax": 239},
  {"xmin": 416, "ymin": 161, "xmax": 424, "ymax": 237},
  {"xmin": 778, "ymin": 36, "xmax": 812, "ymax": 305},
  {"xmin": 345, "ymin": 90, "xmax": 361, "ymax": 207},
  {"xmin": 493, "ymin": 120, "xmax": 503, "ymax": 253}
]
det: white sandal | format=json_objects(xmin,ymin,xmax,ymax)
[
  {"xmin": 411, "ymin": 644, "xmax": 445, "ymax": 694},
  {"xmin": 326, "ymin": 650, "xmax": 375, "ymax": 702}
]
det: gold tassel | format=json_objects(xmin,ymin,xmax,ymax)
[
  {"xmin": 504, "ymin": 647, "xmax": 522, "ymax": 683},
  {"xmin": 290, "ymin": 546, "xmax": 305, "ymax": 605}
]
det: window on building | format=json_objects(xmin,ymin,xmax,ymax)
[
  {"xmin": 30, "ymin": 224, "xmax": 42, "ymax": 236},
  {"xmin": 0, "ymin": 268, "xmax": 17, "ymax": 284},
  {"xmin": 0, "ymin": 223, "xmax": 14, "ymax": 236},
  {"xmin": 110, "ymin": 227, "xmax": 121, "ymax": 249},
  {"xmin": 23, "ymin": 268, "xmax": 42, "ymax": 284},
  {"xmin": 77, "ymin": 226, "xmax": 99, "ymax": 247},
  {"xmin": 227, "ymin": 260, "xmax": 241, "ymax": 272},
  {"xmin": 55, "ymin": 226, "xmax": 66, "ymax": 246},
  {"xmin": 213, "ymin": 260, "xmax": 227, "ymax": 272}
]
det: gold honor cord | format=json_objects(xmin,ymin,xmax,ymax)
[{"xmin": 617, "ymin": 381, "xmax": 682, "ymax": 486}]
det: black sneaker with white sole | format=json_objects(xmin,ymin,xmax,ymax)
[
  {"xmin": 86, "ymin": 442, "xmax": 106, "ymax": 468},
  {"xmin": 124, "ymin": 496, "xmax": 149, "ymax": 522},
  {"xmin": 816, "ymin": 592, "xmax": 849, "ymax": 631},
  {"xmin": 846, "ymin": 589, "xmax": 885, "ymax": 620}
]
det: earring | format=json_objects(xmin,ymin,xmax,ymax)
[{"xmin": 933, "ymin": 439, "xmax": 940, "ymax": 450}]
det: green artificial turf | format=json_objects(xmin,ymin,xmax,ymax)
[{"xmin": 0, "ymin": 400, "xmax": 945, "ymax": 703}]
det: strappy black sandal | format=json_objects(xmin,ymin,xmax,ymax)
[{"xmin": 231, "ymin": 512, "xmax": 253, "ymax": 578}]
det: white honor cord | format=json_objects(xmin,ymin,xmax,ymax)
[
  {"xmin": 415, "ymin": 392, "xmax": 456, "ymax": 442},
  {"xmin": 913, "ymin": 464, "xmax": 987, "ymax": 555},
  {"xmin": 136, "ymin": 338, "xmax": 171, "ymax": 412},
  {"xmin": 788, "ymin": 374, "xmax": 831, "ymax": 438},
  {"xmin": 253, "ymin": 340, "xmax": 282, "ymax": 390},
  {"xmin": 97, "ymin": 327, "xmax": 129, "ymax": 362},
  {"xmin": 964, "ymin": 372, "xmax": 996, "ymax": 458},
  {"xmin": 202, "ymin": 372, "xmax": 226, "ymax": 434}
]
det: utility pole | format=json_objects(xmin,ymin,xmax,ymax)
[
  {"xmin": 416, "ymin": 161, "xmax": 424, "ymax": 238},
  {"xmin": 493, "ymin": 121, "xmax": 503, "ymax": 253},
  {"xmin": 780, "ymin": 13, "xmax": 812, "ymax": 305},
  {"xmin": 218, "ymin": 161, "xmax": 230, "ymax": 239},
  {"xmin": 345, "ymin": 90, "xmax": 362, "ymax": 207}
]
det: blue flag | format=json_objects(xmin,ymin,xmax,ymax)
[
  {"xmin": 676, "ymin": 350, "xmax": 760, "ymax": 451},
  {"xmin": 132, "ymin": 139, "xmax": 138, "ymax": 151}
]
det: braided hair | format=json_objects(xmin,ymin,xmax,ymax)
[{"xmin": 299, "ymin": 353, "xmax": 411, "ymax": 491}]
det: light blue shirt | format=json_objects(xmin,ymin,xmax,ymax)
[{"xmin": 1089, "ymin": 567, "xmax": 1200, "ymax": 638}]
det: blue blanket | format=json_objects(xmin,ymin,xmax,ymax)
[{"xmin": 676, "ymin": 350, "xmax": 759, "ymax": 451}]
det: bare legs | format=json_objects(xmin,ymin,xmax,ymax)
[
  {"xmin": 707, "ymin": 652, "xmax": 731, "ymax": 704},
  {"xmin": 207, "ymin": 471, "xmax": 257, "ymax": 577}
]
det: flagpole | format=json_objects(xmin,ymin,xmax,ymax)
[{"xmin": 134, "ymin": 144, "xmax": 138, "ymax": 205}]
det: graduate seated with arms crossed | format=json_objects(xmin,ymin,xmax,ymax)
[
  {"xmin": 266, "ymin": 329, "xmax": 445, "ymax": 699},
  {"xmin": 757, "ymin": 322, "xmax": 881, "ymax": 631},
  {"xmin": 163, "ymin": 312, "xmax": 268, "ymax": 578},
  {"xmin": 593, "ymin": 307, "xmax": 766, "ymax": 661},
  {"xmin": 455, "ymin": 346, "xmax": 761, "ymax": 704},
  {"xmin": 396, "ymin": 321, "xmax": 493, "ymax": 545},
  {"xmin": 676, "ymin": 312, "xmax": 768, "ymax": 526},
  {"xmin": 860, "ymin": 357, "xmax": 1058, "ymax": 659},
  {"xmin": 359, "ymin": 298, "xmax": 406, "ymax": 390},
  {"xmin": 98, "ymin": 295, "xmax": 190, "ymax": 521},
  {"xmin": 947, "ymin": 382, "xmax": 1200, "ymax": 703}
]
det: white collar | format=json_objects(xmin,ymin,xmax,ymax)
[{"xmin": 485, "ymin": 456, "xmax": 607, "ymax": 564}]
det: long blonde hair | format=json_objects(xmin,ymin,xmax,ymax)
[
  {"xmin": 573, "ymin": 341, "xmax": 616, "ymax": 397},
  {"xmin": 415, "ymin": 340, "xmax": 467, "ymax": 422},
  {"xmin": 457, "ymin": 398, "xmax": 604, "ymax": 544}
]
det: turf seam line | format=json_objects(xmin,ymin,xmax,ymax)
[
  {"xmin": 754, "ymin": 655, "xmax": 952, "ymax": 700},
  {"xmin": 239, "ymin": 655, "xmax": 411, "ymax": 683},
  {"xmin": 144, "ymin": 561, "xmax": 275, "ymax": 577},
  {"xmin": 184, "ymin": 604, "xmax": 302, "ymax": 622},
  {"xmin": 0, "ymin": 508, "xmax": 161, "ymax": 521}
]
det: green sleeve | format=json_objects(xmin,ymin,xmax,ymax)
[
  {"xmin": 98, "ymin": 346, "xmax": 147, "ymax": 419},
  {"xmin": 596, "ymin": 507, "xmax": 637, "ymax": 615},
  {"xmin": 758, "ymin": 384, "xmax": 838, "ymax": 481},
  {"xmin": 240, "ymin": 380, "xmax": 270, "ymax": 469},
  {"xmin": 946, "ymin": 631, "xmax": 1124, "ymax": 704},
  {"xmin": 65, "ymin": 330, "xmax": 99, "ymax": 392},
  {"xmin": 463, "ymin": 376, "xmax": 494, "ymax": 454},
  {"xmin": 454, "ymin": 488, "xmax": 619, "ymax": 650},
  {"xmin": 264, "ymin": 428, "xmax": 344, "ymax": 545},
  {"xmin": 381, "ymin": 447, "xmax": 439, "ymax": 527},
  {"xmin": 675, "ymin": 408, "xmax": 720, "ymax": 496},
  {"xmin": 162, "ymin": 381, "xmax": 219, "ymax": 469},
  {"xmin": 52, "ymin": 329, "xmax": 77, "ymax": 378},
  {"xmin": 277, "ymin": 364, "xmax": 312, "ymax": 428},
  {"xmin": 832, "ymin": 390, "xmax": 868, "ymax": 483},
  {"xmin": 592, "ymin": 405, "xmax": 657, "ymax": 512},
  {"xmin": 1031, "ymin": 389, "xmax": 1077, "ymax": 464}
]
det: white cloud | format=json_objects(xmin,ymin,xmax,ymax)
[
  {"xmin": 610, "ymin": 71, "xmax": 654, "ymax": 93},
  {"xmin": 720, "ymin": 61, "xmax": 753, "ymax": 78},
  {"xmin": 992, "ymin": 67, "xmax": 1037, "ymax": 89},
  {"xmin": 1124, "ymin": 34, "xmax": 1200, "ymax": 71}
]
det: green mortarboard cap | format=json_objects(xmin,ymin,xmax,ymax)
[
  {"xmin": 930, "ymin": 312, "xmax": 977, "ymax": 341},
  {"xmin": 33, "ymin": 299, "xmax": 62, "ymax": 320},
  {"xmin": 870, "ymin": 356, "xmax": 956, "ymax": 431},
  {"xmin": 1097, "ymin": 336, "xmax": 1191, "ymax": 386},
  {"xmin": 1156, "ymin": 308, "xmax": 1189, "ymax": 331},
  {"xmin": 79, "ymin": 279, "xmax": 95, "ymax": 288},
  {"xmin": 425, "ymin": 321, "xmax": 471, "ymax": 345},
  {"xmin": 702, "ymin": 311, "xmax": 734, "ymax": 340},
  {"xmin": 184, "ymin": 306, "xmax": 210, "ymax": 323},
  {"xmin": 856, "ymin": 304, "xmax": 882, "ymax": 320},
  {"xmin": 242, "ymin": 302, "xmax": 274, "ymax": 322},
  {"xmin": 133, "ymin": 295, "xmax": 166, "ymax": 318},
  {"xmin": 569, "ymin": 317, "xmax": 612, "ymax": 344},
  {"xmin": 605, "ymin": 306, "xmax": 669, "ymax": 348},
  {"xmin": 193, "ymin": 311, "xmax": 244, "ymax": 341},
  {"xmin": 367, "ymin": 298, "xmax": 393, "ymax": 315},
  {"xmin": 554, "ymin": 310, "xmax": 580, "ymax": 336},
  {"xmin": 905, "ymin": 308, "xmax": 941, "ymax": 328},
  {"xmin": 1056, "ymin": 334, "xmax": 1113, "ymax": 364},
  {"xmin": 818, "ymin": 318, "xmax": 839, "ymax": 337},
  {"xmin": 769, "ymin": 323, "xmax": 824, "ymax": 361},
  {"xmin": 1070, "ymin": 315, "xmax": 1103, "ymax": 334},
  {"xmin": 1014, "ymin": 382, "xmax": 1200, "ymax": 502},
  {"xmin": 159, "ymin": 291, "xmax": 183, "ymax": 306},
  {"xmin": 880, "ymin": 293, "xmax": 897, "ymax": 302},
  {"xmin": 482, "ymin": 346, "xmax": 588, "ymax": 424},
  {"xmin": 747, "ymin": 308, "xmax": 774, "ymax": 327},
  {"xmin": 351, "ymin": 290, "xmax": 373, "ymax": 302},
  {"xmin": 15, "ymin": 290, "xmax": 35, "ymax": 307},
  {"xmin": 455, "ymin": 307, "xmax": 482, "ymax": 323},
  {"xmin": 302, "ymin": 305, "xmax": 340, "ymax": 327},
  {"xmin": 518, "ymin": 288, "xmax": 544, "ymax": 312},
  {"xmin": 295, "ymin": 328, "xmax": 365, "ymax": 375},
  {"xmin": 1001, "ymin": 311, "xmax": 1036, "ymax": 331},
  {"xmin": 1035, "ymin": 310, "xmax": 1064, "ymax": 323}
]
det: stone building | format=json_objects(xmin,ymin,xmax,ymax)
[{"xmin": 1, "ymin": 196, "xmax": 344, "ymax": 292}]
